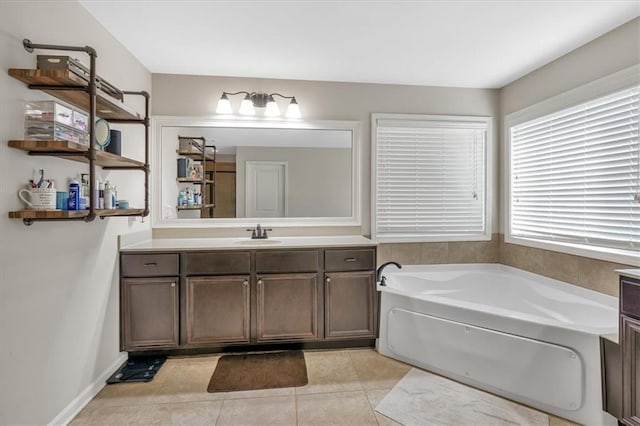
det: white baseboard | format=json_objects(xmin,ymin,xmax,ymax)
[{"xmin": 48, "ymin": 352, "xmax": 128, "ymax": 426}]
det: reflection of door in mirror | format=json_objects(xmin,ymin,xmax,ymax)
[{"xmin": 245, "ymin": 161, "xmax": 288, "ymax": 217}]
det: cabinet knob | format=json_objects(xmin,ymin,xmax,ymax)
[
  {"xmin": 243, "ymin": 279, "xmax": 249, "ymax": 286},
  {"xmin": 326, "ymin": 277, "xmax": 331, "ymax": 283},
  {"xmin": 170, "ymin": 282, "xmax": 176, "ymax": 287},
  {"xmin": 258, "ymin": 279, "xmax": 263, "ymax": 285}
]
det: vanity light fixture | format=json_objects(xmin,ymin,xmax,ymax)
[{"xmin": 216, "ymin": 91, "xmax": 301, "ymax": 118}]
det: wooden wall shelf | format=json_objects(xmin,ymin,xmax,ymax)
[
  {"xmin": 8, "ymin": 140, "xmax": 145, "ymax": 168},
  {"xmin": 8, "ymin": 68, "xmax": 140, "ymax": 121},
  {"xmin": 9, "ymin": 208, "xmax": 145, "ymax": 220},
  {"xmin": 176, "ymin": 177, "xmax": 214, "ymax": 184},
  {"xmin": 176, "ymin": 150, "xmax": 215, "ymax": 161}
]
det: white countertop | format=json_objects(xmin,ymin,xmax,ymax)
[
  {"xmin": 120, "ymin": 235, "xmax": 377, "ymax": 251},
  {"xmin": 617, "ymin": 269, "xmax": 640, "ymax": 279}
]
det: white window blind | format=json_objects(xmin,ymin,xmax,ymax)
[
  {"xmin": 510, "ymin": 86, "xmax": 640, "ymax": 252},
  {"xmin": 373, "ymin": 117, "xmax": 488, "ymax": 241}
]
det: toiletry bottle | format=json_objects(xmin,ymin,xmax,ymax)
[
  {"xmin": 68, "ymin": 176, "xmax": 80, "ymax": 211},
  {"xmin": 104, "ymin": 181, "xmax": 113, "ymax": 209},
  {"xmin": 113, "ymin": 185, "xmax": 118, "ymax": 208},
  {"xmin": 94, "ymin": 180, "xmax": 101, "ymax": 209},
  {"xmin": 80, "ymin": 173, "xmax": 89, "ymax": 210},
  {"xmin": 98, "ymin": 181, "xmax": 105, "ymax": 209}
]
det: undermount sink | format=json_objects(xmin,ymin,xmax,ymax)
[{"xmin": 236, "ymin": 239, "xmax": 282, "ymax": 245}]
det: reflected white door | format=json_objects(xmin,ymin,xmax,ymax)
[{"xmin": 245, "ymin": 161, "xmax": 288, "ymax": 217}]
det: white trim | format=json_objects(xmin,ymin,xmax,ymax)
[
  {"xmin": 151, "ymin": 117, "xmax": 361, "ymax": 229},
  {"xmin": 505, "ymin": 235, "xmax": 639, "ymax": 266},
  {"xmin": 371, "ymin": 113, "xmax": 493, "ymax": 243},
  {"xmin": 503, "ymin": 65, "xmax": 640, "ymax": 264},
  {"xmin": 47, "ymin": 352, "xmax": 128, "ymax": 426}
]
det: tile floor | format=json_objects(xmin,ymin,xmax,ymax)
[{"xmin": 71, "ymin": 349, "xmax": 580, "ymax": 425}]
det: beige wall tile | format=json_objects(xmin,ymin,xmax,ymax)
[
  {"xmin": 476, "ymin": 235, "xmax": 499, "ymax": 263},
  {"xmin": 390, "ymin": 243, "xmax": 421, "ymax": 265},
  {"xmin": 500, "ymin": 242, "xmax": 544, "ymax": 274},
  {"xmin": 577, "ymin": 258, "xmax": 627, "ymax": 297},
  {"xmin": 447, "ymin": 242, "xmax": 478, "ymax": 263},
  {"xmin": 542, "ymin": 251, "xmax": 580, "ymax": 284},
  {"xmin": 377, "ymin": 244, "xmax": 393, "ymax": 266},
  {"xmin": 420, "ymin": 242, "xmax": 448, "ymax": 264}
]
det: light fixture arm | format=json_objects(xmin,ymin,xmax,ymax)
[{"xmin": 216, "ymin": 91, "xmax": 300, "ymax": 117}]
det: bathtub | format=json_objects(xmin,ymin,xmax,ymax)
[{"xmin": 377, "ymin": 263, "xmax": 619, "ymax": 426}]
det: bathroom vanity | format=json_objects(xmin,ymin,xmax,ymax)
[
  {"xmin": 119, "ymin": 237, "xmax": 377, "ymax": 353},
  {"xmin": 601, "ymin": 270, "xmax": 640, "ymax": 426}
]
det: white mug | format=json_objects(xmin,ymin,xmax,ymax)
[{"xmin": 18, "ymin": 187, "xmax": 57, "ymax": 210}]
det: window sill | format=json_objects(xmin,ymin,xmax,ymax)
[
  {"xmin": 375, "ymin": 233, "xmax": 492, "ymax": 244},
  {"xmin": 504, "ymin": 235, "xmax": 639, "ymax": 266}
]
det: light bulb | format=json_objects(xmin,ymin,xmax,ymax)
[
  {"xmin": 286, "ymin": 97, "xmax": 301, "ymax": 118},
  {"xmin": 215, "ymin": 94, "xmax": 232, "ymax": 114},
  {"xmin": 265, "ymin": 96, "xmax": 280, "ymax": 117},
  {"xmin": 239, "ymin": 95, "xmax": 255, "ymax": 115}
]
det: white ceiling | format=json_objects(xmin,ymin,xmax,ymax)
[{"xmin": 79, "ymin": 0, "xmax": 639, "ymax": 89}]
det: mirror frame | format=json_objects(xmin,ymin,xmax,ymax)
[{"xmin": 151, "ymin": 116, "xmax": 361, "ymax": 228}]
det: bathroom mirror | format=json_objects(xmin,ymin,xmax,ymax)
[{"xmin": 152, "ymin": 117, "xmax": 361, "ymax": 228}]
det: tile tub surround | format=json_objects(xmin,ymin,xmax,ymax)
[
  {"xmin": 377, "ymin": 233, "xmax": 634, "ymax": 297},
  {"xmin": 71, "ymin": 349, "xmax": 578, "ymax": 426}
]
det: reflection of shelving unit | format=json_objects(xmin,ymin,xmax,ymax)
[
  {"xmin": 7, "ymin": 39, "xmax": 150, "ymax": 226},
  {"xmin": 176, "ymin": 136, "xmax": 216, "ymax": 217}
]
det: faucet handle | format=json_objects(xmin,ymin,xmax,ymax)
[{"xmin": 262, "ymin": 228, "xmax": 273, "ymax": 238}]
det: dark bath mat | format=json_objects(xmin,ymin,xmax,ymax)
[
  {"xmin": 106, "ymin": 356, "xmax": 166, "ymax": 384},
  {"xmin": 207, "ymin": 350, "xmax": 308, "ymax": 392}
]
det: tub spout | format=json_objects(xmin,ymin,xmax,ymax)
[{"xmin": 377, "ymin": 261, "xmax": 402, "ymax": 286}]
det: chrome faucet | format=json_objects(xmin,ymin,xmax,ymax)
[
  {"xmin": 376, "ymin": 261, "xmax": 402, "ymax": 286},
  {"xmin": 247, "ymin": 224, "xmax": 272, "ymax": 239}
]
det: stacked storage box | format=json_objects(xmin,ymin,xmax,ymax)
[{"xmin": 25, "ymin": 101, "xmax": 89, "ymax": 146}]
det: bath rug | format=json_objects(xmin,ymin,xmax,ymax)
[
  {"xmin": 375, "ymin": 368, "xmax": 548, "ymax": 425},
  {"xmin": 106, "ymin": 356, "xmax": 166, "ymax": 383},
  {"xmin": 207, "ymin": 350, "xmax": 307, "ymax": 392}
]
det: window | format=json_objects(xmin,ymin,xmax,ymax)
[
  {"xmin": 372, "ymin": 114, "xmax": 491, "ymax": 242},
  {"xmin": 508, "ymin": 86, "xmax": 640, "ymax": 261}
]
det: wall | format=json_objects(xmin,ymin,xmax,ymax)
[
  {"xmin": 498, "ymin": 17, "xmax": 640, "ymax": 296},
  {"xmin": 151, "ymin": 74, "xmax": 500, "ymax": 237},
  {"xmin": 0, "ymin": 1, "xmax": 151, "ymax": 424},
  {"xmin": 235, "ymin": 146, "xmax": 351, "ymax": 218}
]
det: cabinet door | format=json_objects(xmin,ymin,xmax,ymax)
[
  {"xmin": 622, "ymin": 315, "xmax": 640, "ymax": 426},
  {"xmin": 257, "ymin": 273, "xmax": 318, "ymax": 342},
  {"xmin": 121, "ymin": 277, "xmax": 179, "ymax": 350},
  {"xmin": 185, "ymin": 276, "xmax": 250, "ymax": 345},
  {"xmin": 325, "ymin": 271, "xmax": 376, "ymax": 339}
]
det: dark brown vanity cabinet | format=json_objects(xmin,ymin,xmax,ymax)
[
  {"xmin": 255, "ymin": 250, "xmax": 321, "ymax": 342},
  {"xmin": 185, "ymin": 276, "xmax": 250, "ymax": 345},
  {"xmin": 183, "ymin": 251, "xmax": 252, "ymax": 347},
  {"xmin": 120, "ymin": 253, "xmax": 180, "ymax": 350},
  {"xmin": 621, "ymin": 276, "xmax": 640, "ymax": 426},
  {"xmin": 257, "ymin": 273, "xmax": 319, "ymax": 341},
  {"xmin": 324, "ymin": 249, "xmax": 377, "ymax": 339},
  {"xmin": 120, "ymin": 245, "xmax": 377, "ymax": 352}
]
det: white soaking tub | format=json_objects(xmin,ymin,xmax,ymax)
[{"xmin": 377, "ymin": 263, "xmax": 619, "ymax": 425}]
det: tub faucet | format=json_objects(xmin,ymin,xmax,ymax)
[{"xmin": 376, "ymin": 261, "xmax": 402, "ymax": 286}]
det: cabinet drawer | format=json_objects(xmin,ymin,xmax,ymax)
[
  {"xmin": 184, "ymin": 251, "xmax": 250, "ymax": 275},
  {"xmin": 325, "ymin": 249, "xmax": 375, "ymax": 272},
  {"xmin": 121, "ymin": 253, "xmax": 179, "ymax": 277},
  {"xmin": 256, "ymin": 250, "xmax": 319, "ymax": 273},
  {"xmin": 621, "ymin": 278, "xmax": 640, "ymax": 319}
]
